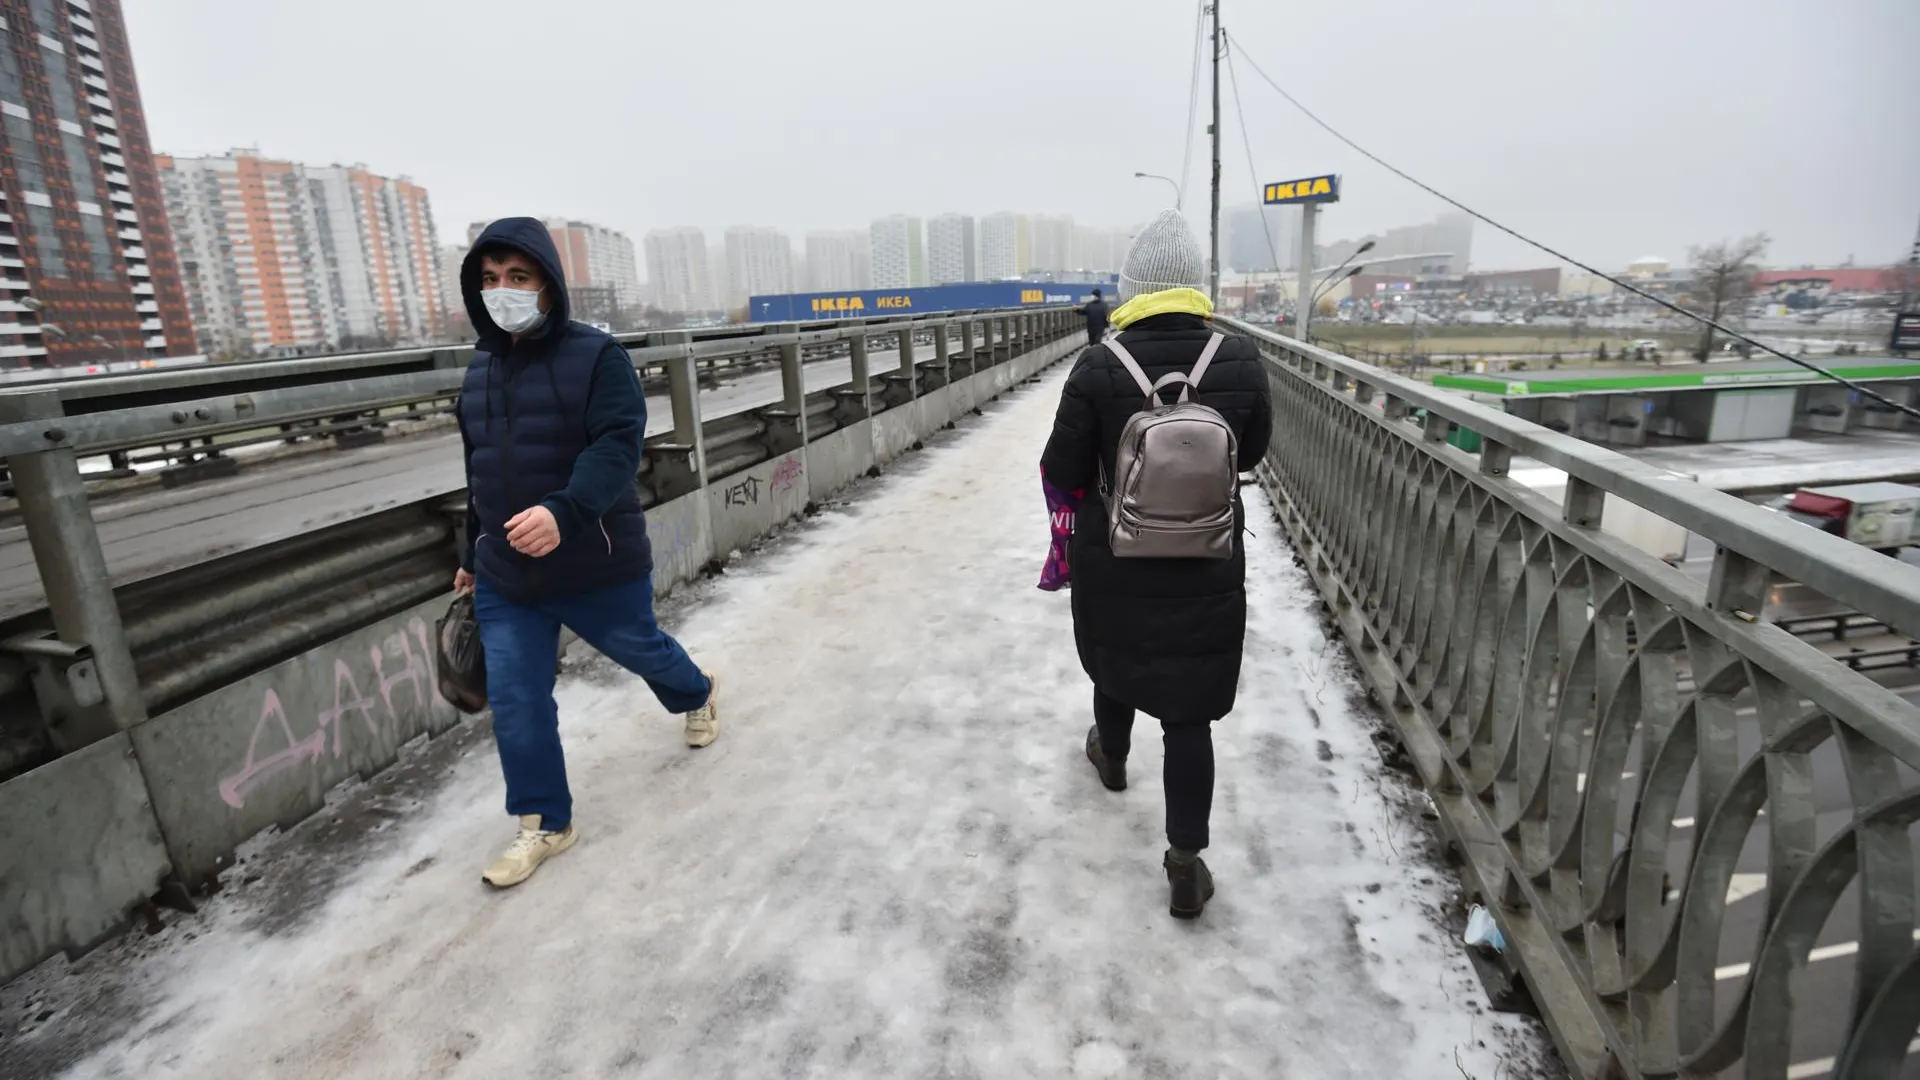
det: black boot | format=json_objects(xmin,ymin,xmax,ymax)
[
  {"xmin": 1085, "ymin": 724, "xmax": 1127, "ymax": 792},
  {"xmin": 1164, "ymin": 849, "xmax": 1214, "ymax": 919}
]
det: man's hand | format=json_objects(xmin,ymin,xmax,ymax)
[
  {"xmin": 506, "ymin": 505, "xmax": 562, "ymax": 557},
  {"xmin": 453, "ymin": 568, "xmax": 474, "ymax": 594}
]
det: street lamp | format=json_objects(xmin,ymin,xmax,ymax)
[
  {"xmin": 1295, "ymin": 241, "xmax": 1373, "ymax": 341},
  {"xmin": 1312, "ymin": 265, "xmax": 1364, "ymax": 310},
  {"xmin": 17, "ymin": 296, "xmax": 57, "ymax": 349},
  {"xmin": 92, "ymin": 333, "xmax": 135, "ymax": 365},
  {"xmin": 1133, "ymin": 172, "xmax": 1181, "ymax": 207},
  {"xmin": 1315, "ymin": 240, "xmax": 1376, "ymax": 294}
]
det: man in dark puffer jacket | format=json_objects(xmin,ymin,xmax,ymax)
[
  {"xmin": 1040, "ymin": 209, "xmax": 1273, "ymax": 920},
  {"xmin": 454, "ymin": 217, "xmax": 721, "ymax": 890}
]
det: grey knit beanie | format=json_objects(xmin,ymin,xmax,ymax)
[{"xmin": 1119, "ymin": 209, "xmax": 1206, "ymax": 302}]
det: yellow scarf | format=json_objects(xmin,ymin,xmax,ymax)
[{"xmin": 1109, "ymin": 287, "xmax": 1213, "ymax": 330}]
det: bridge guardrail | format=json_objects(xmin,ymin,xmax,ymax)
[
  {"xmin": 0, "ymin": 308, "xmax": 1021, "ymax": 480},
  {"xmin": 1224, "ymin": 315, "xmax": 1920, "ymax": 1079},
  {"xmin": 0, "ymin": 306, "xmax": 1069, "ymax": 733},
  {"xmin": 1, "ymin": 308, "xmax": 986, "ymax": 407},
  {"xmin": 0, "ymin": 306, "xmax": 1080, "ymax": 987}
]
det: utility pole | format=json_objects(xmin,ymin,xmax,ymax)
[
  {"xmin": 1296, "ymin": 204, "xmax": 1318, "ymax": 341},
  {"xmin": 1903, "ymin": 211, "xmax": 1920, "ymax": 314},
  {"xmin": 1208, "ymin": 1, "xmax": 1222, "ymax": 305}
]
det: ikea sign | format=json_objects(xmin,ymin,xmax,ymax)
[
  {"xmin": 1262, "ymin": 174, "xmax": 1340, "ymax": 205},
  {"xmin": 750, "ymin": 279, "xmax": 1118, "ymax": 322},
  {"xmin": 806, "ymin": 294, "xmax": 915, "ymax": 314}
]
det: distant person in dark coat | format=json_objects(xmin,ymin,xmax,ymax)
[
  {"xmin": 1076, "ymin": 288, "xmax": 1110, "ymax": 346},
  {"xmin": 1039, "ymin": 209, "xmax": 1274, "ymax": 920},
  {"xmin": 454, "ymin": 217, "xmax": 721, "ymax": 890}
]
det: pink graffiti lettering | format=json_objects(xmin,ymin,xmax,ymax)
[
  {"xmin": 218, "ymin": 689, "xmax": 326, "ymax": 809},
  {"xmin": 369, "ymin": 617, "xmax": 433, "ymax": 720},
  {"xmin": 771, "ymin": 455, "xmax": 804, "ymax": 494},
  {"xmin": 318, "ymin": 659, "xmax": 381, "ymax": 757},
  {"xmin": 217, "ymin": 618, "xmax": 441, "ymax": 810}
]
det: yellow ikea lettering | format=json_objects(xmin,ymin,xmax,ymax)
[
  {"xmin": 874, "ymin": 295, "xmax": 912, "ymax": 309},
  {"xmin": 1310, "ymin": 177, "xmax": 1331, "ymax": 196},
  {"xmin": 851, "ymin": 297, "xmax": 865, "ymax": 311},
  {"xmin": 811, "ymin": 299, "xmax": 823, "ymax": 313},
  {"xmin": 1276, "ymin": 183, "xmax": 1296, "ymax": 200}
]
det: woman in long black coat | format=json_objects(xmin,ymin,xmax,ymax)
[{"xmin": 1039, "ymin": 210, "xmax": 1273, "ymax": 919}]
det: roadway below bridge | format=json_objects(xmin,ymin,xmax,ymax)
[
  {"xmin": 1598, "ymin": 680, "xmax": 1920, "ymax": 1080},
  {"xmin": 0, "ymin": 346, "xmax": 936, "ymax": 624},
  {"xmin": 0, "ymin": 368, "xmax": 1546, "ymax": 1080},
  {"xmin": 1601, "ymin": 562, "xmax": 1920, "ymax": 1078}
]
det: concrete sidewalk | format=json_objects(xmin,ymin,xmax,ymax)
[{"xmin": 5, "ymin": 368, "xmax": 1546, "ymax": 1079}]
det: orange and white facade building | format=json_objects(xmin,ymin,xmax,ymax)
[
  {"xmin": 466, "ymin": 217, "xmax": 641, "ymax": 311},
  {"xmin": 156, "ymin": 148, "xmax": 443, "ymax": 356}
]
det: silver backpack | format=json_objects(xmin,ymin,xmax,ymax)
[{"xmin": 1099, "ymin": 332, "xmax": 1239, "ymax": 560}]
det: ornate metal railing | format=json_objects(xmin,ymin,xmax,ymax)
[{"xmin": 1223, "ymin": 316, "xmax": 1920, "ymax": 1080}]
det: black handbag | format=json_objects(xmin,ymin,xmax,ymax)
[{"xmin": 435, "ymin": 594, "xmax": 488, "ymax": 714}]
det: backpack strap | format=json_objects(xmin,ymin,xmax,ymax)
[
  {"xmin": 1183, "ymin": 333, "xmax": 1227, "ymax": 400},
  {"xmin": 1103, "ymin": 335, "xmax": 1157, "ymax": 399},
  {"xmin": 1106, "ymin": 332, "xmax": 1227, "ymax": 405}
]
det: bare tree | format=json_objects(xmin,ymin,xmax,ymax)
[
  {"xmin": 1888, "ymin": 261, "xmax": 1920, "ymax": 312},
  {"xmin": 1685, "ymin": 233, "xmax": 1770, "ymax": 359}
]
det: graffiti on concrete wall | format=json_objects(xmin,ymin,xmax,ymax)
[
  {"xmin": 217, "ymin": 617, "xmax": 435, "ymax": 810},
  {"xmin": 723, "ymin": 475, "xmax": 762, "ymax": 508},
  {"xmin": 771, "ymin": 455, "xmax": 804, "ymax": 494},
  {"xmin": 720, "ymin": 455, "xmax": 805, "ymax": 512}
]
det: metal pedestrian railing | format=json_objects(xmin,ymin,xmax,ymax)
[{"xmin": 1224, "ymin": 316, "xmax": 1920, "ymax": 1080}]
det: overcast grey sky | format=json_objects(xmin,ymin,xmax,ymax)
[{"xmin": 125, "ymin": 0, "xmax": 1917, "ymax": 272}]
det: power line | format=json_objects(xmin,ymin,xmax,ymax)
[
  {"xmin": 1222, "ymin": 42, "xmax": 1283, "ymax": 277},
  {"xmin": 1177, "ymin": 1, "xmax": 1206, "ymax": 206},
  {"xmin": 1225, "ymin": 30, "xmax": 1920, "ymax": 423}
]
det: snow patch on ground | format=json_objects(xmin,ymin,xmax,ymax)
[{"xmin": 5, "ymin": 368, "xmax": 1555, "ymax": 1079}]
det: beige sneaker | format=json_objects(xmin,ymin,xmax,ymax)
[
  {"xmin": 684, "ymin": 672, "xmax": 719, "ymax": 748},
  {"xmin": 481, "ymin": 815, "xmax": 578, "ymax": 888}
]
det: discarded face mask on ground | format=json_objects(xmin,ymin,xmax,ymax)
[{"xmin": 1463, "ymin": 904, "xmax": 1506, "ymax": 953}]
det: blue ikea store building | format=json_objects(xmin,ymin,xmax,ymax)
[{"xmin": 747, "ymin": 279, "xmax": 1119, "ymax": 323}]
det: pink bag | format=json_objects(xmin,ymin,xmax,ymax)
[{"xmin": 1038, "ymin": 469, "xmax": 1083, "ymax": 592}]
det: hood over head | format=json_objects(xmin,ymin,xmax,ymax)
[{"xmin": 462, "ymin": 216, "xmax": 570, "ymax": 350}]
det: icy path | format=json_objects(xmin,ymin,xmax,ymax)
[{"xmin": 39, "ymin": 370, "xmax": 1537, "ymax": 1079}]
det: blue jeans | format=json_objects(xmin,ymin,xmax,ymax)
[{"xmin": 474, "ymin": 576, "xmax": 710, "ymax": 832}]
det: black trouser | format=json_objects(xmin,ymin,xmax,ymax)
[
  {"xmin": 1086, "ymin": 329, "xmax": 1103, "ymax": 347},
  {"xmin": 1094, "ymin": 687, "xmax": 1215, "ymax": 852}
]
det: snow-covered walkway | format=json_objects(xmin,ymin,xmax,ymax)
[{"xmin": 21, "ymin": 369, "xmax": 1540, "ymax": 1079}]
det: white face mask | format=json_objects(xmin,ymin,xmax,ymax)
[{"xmin": 482, "ymin": 286, "xmax": 545, "ymax": 334}]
